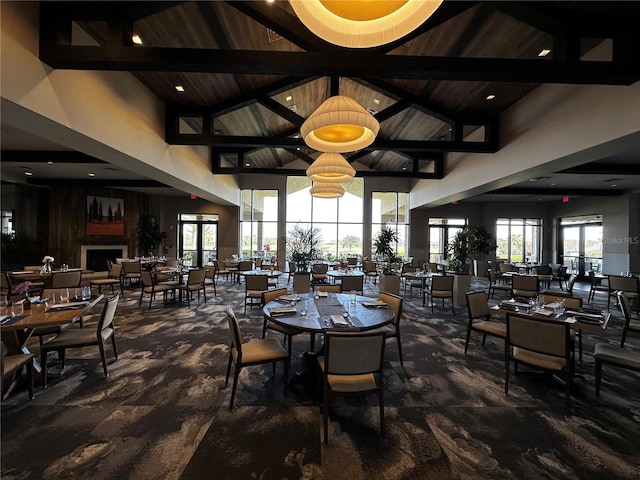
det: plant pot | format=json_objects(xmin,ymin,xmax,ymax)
[
  {"xmin": 473, "ymin": 260, "xmax": 488, "ymax": 277},
  {"xmin": 379, "ymin": 273, "xmax": 401, "ymax": 295},
  {"xmin": 453, "ymin": 274, "xmax": 471, "ymax": 306}
]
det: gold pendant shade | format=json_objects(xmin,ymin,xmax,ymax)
[
  {"xmin": 309, "ymin": 181, "xmax": 345, "ymax": 199},
  {"xmin": 290, "ymin": 0, "xmax": 443, "ymax": 49},
  {"xmin": 306, "ymin": 153, "xmax": 356, "ymax": 183}
]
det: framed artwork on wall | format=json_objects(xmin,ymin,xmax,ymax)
[{"xmin": 86, "ymin": 196, "xmax": 124, "ymax": 236}]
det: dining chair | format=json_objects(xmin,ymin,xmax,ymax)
[
  {"xmin": 464, "ymin": 291, "xmax": 506, "ymax": 355},
  {"xmin": 368, "ymin": 292, "xmax": 404, "ymax": 365},
  {"xmin": 49, "ymin": 270, "xmax": 82, "ymax": 289},
  {"xmin": 312, "ymin": 263, "xmax": 329, "ymax": 285},
  {"xmin": 292, "ymin": 273, "xmax": 311, "ymax": 295},
  {"xmin": 617, "ymin": 291, "xmax": 640, "ymax": 348},
  {"xmin": 121, "ymin": 261, "xmax": 142, "ymax": 286},
  {"xmin": 487, "ymin": 269, "xmax": 511, "ymax": 299},
  {"xmin": 364, "ymin": 261, "xmax": 379, "ymax": 284},
  {"xmin": 316, "ymin": 284, "xmax": 340, "ymax": 293},
  {"xmin": 423, "ymin": 275, "xmax": 454, "ymax": 313},
  {"xmin": 505, "ymin": 312, "xmax": 574, "ymax": 414},
  {"xmin": 317, "ymin": 330, "xmax": 386, "ymax": 445},
  {"xmin": 510, "ymin": 274, "xmax": 538, "ymax": 300},
  {"xmin": 588, "ymin": 270, "xmax": 609, "ymax": 303},
  {"xmin": 261, "ymin": 288, "xmax": 300, "ymax": 355},
  {"xmin": 607, "ymin": 275, "xmax": 639, "ymax": 313},
  {"xmin": 340, "ymin": 275, "xmax": 363, "ymax": 295},
  {"xmin": 40, "ymin": 294, "xmax": 119, "ymax": 388},
  {"xmin": 1, "ymin": 341, "xmax": 34, "ymax": 400},
  {"xmin": 224, "ymin": 306, "xmax": 290, "ymax": 410},
  {"xmin": 235, "ymin": 260, "xmax": 254, "ymax": 283},
  {"xmin": 176, "ymin": 268, "xmax": 207, "ymax": 307},
  {"xmin": 138, "ymin": 271, "xmax": 176, "ymax": 310},
  {"xmin": 204, "ymin": 265, "xmax": 217, "ymax": 297},
  {"xmin": 89, "ymin": 262, "xmax": 123, "ymax": 295},
  {"xmin": 244, "ymin": 274, "xmax": 268, "ymax": 312},
  {"xmin": 553, "ymin": 265, "xmax": 569, "ymax": 290},
  {"xmin": 1, "ymin": 272, "xmax": 19, "ymax": 299}
]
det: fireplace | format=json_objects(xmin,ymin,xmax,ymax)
[{"xmin": 81, "ymin": 245, "xmax": 128, "ymax": 271}]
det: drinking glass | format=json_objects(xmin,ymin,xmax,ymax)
[
  {"xmin": 11, "ymin": 301, "xmax": 23, "ymax": 317},
  {"xmin": 300, "ymin": 299, "xmax": 308, "ymax": 316},
  {"xmin": 60, "ymin": 288, "xmax": 70, "ymax": 302},
  {"xmin": 350, "ymin": 290, "xmax": 357, "ymax": 304}
]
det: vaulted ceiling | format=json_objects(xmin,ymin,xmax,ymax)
[{"xmin": 2, "ymin": 1, "xmax": 640, "ymax": 199}]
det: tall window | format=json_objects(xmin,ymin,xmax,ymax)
[
  {"xmin": 372, "ymin": 192, "xmax": 409, "ymax": 258},
  {"xmin": 560, "ymin": 214, "xmax": 603, "ymax": 275},
  {"xmin": 286, "ymin": 177, "xmax": 364, "ymax": 259},
  {"xmin": 496, "ymin": 218, "xmax": 542, "ymax": 263},
  {"xmin": 1, "ymin": 209, "xmax": 14, "ymax": 235},
  {"xmin": 178, "ymin": 214, "xmax": 219, "ymax": 267},
  {"xmin": 428, "ymin": 218, "xmax": 467, "ymax": 262},
  {"xmin": 240, "ymin": 190, "xmax": 278, "ymax": 258}
]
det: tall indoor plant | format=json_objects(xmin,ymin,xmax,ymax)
[
  {"xmin": 373, "ymin": 227, "xmax": 402, "ymax": 294},
  {"xmin": 286, "ymin": 224, "xmax": 321, "ymax": 273},
  {"xmin": 137, "ymin": 215, "xmax": 166, "ymax": 256}
]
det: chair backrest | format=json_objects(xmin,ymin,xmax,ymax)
[
  {"xmin": 187, "ymin": 268, "xmax": 207, "ymax": 285},
  {"xmin": 122, "ymin": 261, "xmax": 141, "ymax": 274},
  {"xmin": 324, "ymin": 331, "xmax": 386, "ymax": 376},
  {"xmin": 346, "ymin": 257, "xmax": 358, "ymax": 266},
  {"xmin": 558, "ymin": 265, "xmax": 568, "ymax": 277},
  {"xmin": 499, "ymin": 263, "xmax": 514, "ymax": 273},
  {"xmin": 431, "ymin": 275, "xmax": 454, "ymax": 291},
  {"xmin": 588, "ymin": 270, "xmax": 598, "ymax": 286},
  {"xmin": 245, "ymin": 274, "xmax": 268, "ymax": 291},
  {"xmin": 262, "ymin": 287, "xmax": 287, "ymax": 306},
  {"xmin": 313, "ymin": 263, "xmax": 328, "ymax": 274},
  {"xmin": 379, "ymin": 291, "xmax": 403, "ymax": 327},
  {"xmin": 204, "ymin": 265, "xmax": 216, "ymax": 279},
  {"xmin": 540, "ymin": 295, "xmax": 582, "ymax": 309},
  {"xmin": 97, "ymin": 294, "xmax": 119, "ymax": 334},
  {"xmin": 255, "ymin": 258, "xmax": 263, "ymax": 269},
  {"xmin": 238, "ymin": 261, "xmax": 253, "ymax": 272},
  {"xmin": 617, "ymin": 291, "xmax": 632, "ymax": 337},
  {"xmin": 507, "ymin": 313, "xmax": 571, "ymax": 361},
  {"xmin": 512, "ymin": 274, "xmax": 537, "ymax": 291},
  {"xmin": 566, "ymin": 274, "xmax": 577, "ymax": 294},
  {"xmin": 226, "ymin": 306, "xmax": 243, "ymax": 355},
  {"xmin": 487, "ymin": 268, "xmax": 497, "ymax": 284},
  {"xmin": 1, "ymin": 272, "xmax": 11, "ymax": 293},
  {"xmin": 23, "ymin": 265, "xmax": 42, "ymax": 272},
  {"xmin": 535, "ymin": 265, "xmax": 551, "ymax": 275},
  {"xmin": 609, "ymin": 275, "xmax": 638, "ymax": 293},
  {"xmin": 340, "ymin": 275, "xmax": 364, "ymax": 293},
  {"xmin": 292, "ymin": 273, "xmax": 311, "ymax": 294},
  {"xmin": 140, "ymin": 270, "xmax": 154, "ymax": 287},
  {"xmin": 316, "ymin": 284, "xmax": 340, "ymax": 293},
  {"xmin": 465, "ymin": 290, "xmax": 490, "ymax": 319},
  {"xmin": 364, "ymin": 261, "xmax": 378, "ymax": 274},
  {"xmin": 109, "ymin": 263, "xmax": 123, "ymax": 278},
  {"xmin": 549, "ymin": 263, "xmax": 561, "ymax": 275},
  {"xmin": 423, "ymin": 262, "xmax": 439, "ymax": 273},
  {"xmin": 50, "ymin": 270, "xmax": 82, "ymax": 288}
]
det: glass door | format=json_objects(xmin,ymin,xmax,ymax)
[
  {"xmin": 560, "ymin": 215, "xmax": 603, "ymax": 277},
  {"xmin": 178, "ymin": 214, "xmax": 219, "ymax": 267}
]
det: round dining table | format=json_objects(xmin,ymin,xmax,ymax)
[
  {"xmin": 263, "ymin": 292, "xmax": 394, "ymax": 334},
  {"xmin": 326, "ymin": 269, "xmax": 365, "ymax": 284}
]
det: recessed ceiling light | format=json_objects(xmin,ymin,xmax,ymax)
[
  {"xmin": 373, "ymin": 98, "xmax": 380, "ymax": 105},
  {"xmin": 529, "ymin": 177, "xmax": 549, "ymax": 182},
  {"xmin": 24, "ymin": 171, "xmax": 33, "ymax": 176},
  {"xmin": 47, "ymin": 161, "xmax": 54, "ymax": 164},
  {"xmin": 88, "ymin": 173, "xmax": 95, "ymax": 177},
  {"xmin": 175, "ymin": 85, "xmax": 185, "ymax": 92},
  {"xmin": 285, "ymin": 95, "xmax": 293, "ymax": 102},
  {"xmin": 611, "ymin": 184, "xmax": 617, "ymax": 187},
  {"xmin": 245, "ymin": 162, "xmax": 250, "ymax": 167},
  {"xmin": 486, "ymin": 94, "xmax": 496, "ymax": 100},
  {"xmin": 538, "ymin": 49, "xmax": 551, "ymax": 57},
  {"xmin": 131, "ymin": 34, "xmax": 143, "ymax": 45},
  {"xmin": 550, "ymin": 183, "xmax": 556, "ymax": 186},
  {"xmin": 296, "ymin": 147, "xmax": 301, "ymax": 151}
]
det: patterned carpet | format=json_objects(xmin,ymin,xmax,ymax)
[{"xmin": 1, "ymin": 274, "xmax": 639, "ymax": 480}]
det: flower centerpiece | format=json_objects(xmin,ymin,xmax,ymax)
[
  {"xmin": 263, "ymin": 243, "xmax": 271, "ymax": 253},
  {"xmin": 42, "ymin": 255, "xmax": 55, "ymax": 273},
  {"xmin": 15, "ymin": 281, "xmax": 32, "ymax": 309}
]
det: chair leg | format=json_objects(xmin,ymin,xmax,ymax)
[
  {"xmin": 595, "ymin": 359, "xmax": 602, "ymax": 397},
  {"xmin": 98, "ymin": 341, "xmax": 109, "ymax": 377},
  {"xmin": 230, "ymin": 365, "xmax": 241, "ymax": 410},
  {"xmin": 323, "ymin": 386, "xmax": 329, "ymax": 446},
  {"xmin": 396, "ymin": 335, "xmax": 403, "ymax": 366},
  {"xmin": 464, "ymin": 326, "xmax": 472, "ymax": 355},
  {"xmin": 111, "ymin": 334, "xmax": 119, "ymax": 360}
]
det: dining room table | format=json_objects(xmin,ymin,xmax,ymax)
[{"xmin": 326, "ymin": 269, "xmax": 365, "ymax": 284}]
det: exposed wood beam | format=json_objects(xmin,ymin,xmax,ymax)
[
  {"xmin": 256, "ymin": 96, "xmax": 305, "ymax": 127},
  {"xmin": 39, "ymin": 45, "xmax": 640, "ymax": 85},
  {"xmin": 210, "ymin": 165, "xmax": 443, "ymax": 179}
]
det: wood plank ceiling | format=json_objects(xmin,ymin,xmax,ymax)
[{"xmin": 21, "ymin": 1, "xmax": 640, "ymax": 187}]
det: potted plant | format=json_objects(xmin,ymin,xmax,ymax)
[
  {"xmin": 446, "ymin": 230, "xmax": 472, "ymax": 306},
  {"xmin": 468, "ymin": 225, "xmax": 497, "ymax": 277},
  {"xmin": 373, "ymin": 227, "xmax": 402, "ymax": 294},
  {"xmin": 137, "ymin": 215, "xmax": 166, "ymax": 256},
  {"xmin": 286, "ymin": 224, "xmax": 321, "ymax": 273}
]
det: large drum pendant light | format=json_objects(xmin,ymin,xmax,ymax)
[
  {"xmin": 290, "ymin": 0, "xmax": 443, "ymax": 49},
  {"xmin": 306, "ymin": 153, "xmax": 356, "ymax": 183},
  {"xmin": 300, "ymin": 96, "xmax": 379, "ymax": 153},
  {"xmin": 310, "ymin": 181, "xmax": 345, "ymax": 198}
]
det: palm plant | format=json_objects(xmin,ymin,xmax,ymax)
[{"xmin": 373, "ymin": 227, "xmax": 401, "ymax": 274}]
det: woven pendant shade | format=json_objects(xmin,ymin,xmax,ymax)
[
  {"xmin": 300, "ymin": 96, "xmax": 379, "ymax": 153},
  {"xmin": 290, "ymin": 0, "xmax": 443, "ymax": 49},
  {"xmin": 310, "ymin": 181, "xmax": 345, "ymax": 198},
  {"xmin": 306, "ymin": 153, "xmax": 355, "ymax": 183}
]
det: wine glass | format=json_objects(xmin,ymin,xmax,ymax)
[{"xmin": 60, "ymin": 288, "xmax": 70, "ymax": 303}]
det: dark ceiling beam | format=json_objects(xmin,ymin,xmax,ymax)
[
  {"xmin": 170, "ymin": 133, "xmax": 497, "ymax": 154},
  {"xmin": 490, "ymin": 187, "xmax": 623, "ymax": 197},
  {"xmin": 211, "ymin": 165, "xmax": 443, "ymax": 180},
  {"xmin": 1, "ymin": 151, "xmax": 108, "ymax": 164},
  {"xmin": 47, "ymin": 1, "xmax": 185, "ymax": 22},
  {"xmin": 27, "ymin": 178, "xmax": 169, "ymax": 188},
  {"xmin": 39, "ymin": 45, "xmax": 640, "ymax": 85},
  {"xmin": 557, "ymin": 164, "xmax": 640, "ymax": 176},
  {"xmin": 256, "ymin": 96, "xmax": 305, "ymax": 127},
  {"xmin": 492, "ymin": 2, "xmax": 565, "ymax": 36}
]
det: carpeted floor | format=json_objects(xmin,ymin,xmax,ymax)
[{"xmin": 1, "ymin": 274, "xmax": 639, "ymax": 480}]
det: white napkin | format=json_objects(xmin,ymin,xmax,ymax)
[
  {"xmin": 330, "ymin": 315, "xmax": 349, "ymax": 327},
  {"xmin": 269, "ymin": 306, "xmax": 297, "ymax": 315},
  {"xmin": 362, "ymin": 300, "xmax": 386, "ymax": 307}
]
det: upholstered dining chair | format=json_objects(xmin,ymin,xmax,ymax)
[
  {"xmin": 204, "ymin": 265, "xmax": 217, "ymax": 297},
  {"xmin": 510, "ymin": 274, "xmax": 538, "ymax": 300},
  {"xmin": 464, "ymin": 291, "xmax": 506, "ymax": 355},
  {"xmin": 176, "ymin": 268, "xmax": 207, "ymax": 307},
  {"xmin": 316, "ymin": 284, "xmax": 341, "ymax": 293},
  {"xmin": 368, "ymin": 291, "xmax": 404, "ymax": 365},
  {"xmin": 235, "ymin": 260, "xmax": 254, "ymax": 283},
  {"xmin": 224, "ymin": 306, "xmax": 290, "ymax": 410},
  {"xmin": 49, "ymin": 270, "xmax": 82, "ymax": 289},
  {"xmin": 339, "ymin": 275, "xmax": 364, "ymax": 295},
  {"xmin": 588, "ymin": 270, "xmax": 609, "ymax": 303},
  {"xmin": 593, "ymin": 291, "xmax": 640, "ymax": 397},
  {"xmin": 607, "ymin": 275, "xmax": 639, "ymax": 313},
  {"xmin": 423, "ymin": 275, "xmax": 454, "ymax": 313},
  {"xmin": 90, "ymin": 262, "xmax": 123, "ymax": 295},
  {"xmin": 1, "ymin": 341, "xmax": 34, "ymax": 400},
  {"xmin": 312, "ymin": 263, "xmax": 329, "ymax": 285},
  {"xmin": 292, "ymin": 273, "xmax": 311, "ymax": 295},
  {"xmin": 244, "ymin": 274, "xmax": 268, "ymax": 312},
  {"xmin": 505, "ymin": 312, "xmax": 574, "ymax": 414},
  {"xmin": 40, "ymin": 294, "xmax": 119, "ymax": 388},
  {"xmin": 364, "ymin": 261, "xmax": 379, "ymax": 284},
  {"xmin": 317, "ymin": 330, "xmax": 386, "ymax": 445},
  {"xmin": 139, "ymin": 270, "xmax": 176, "ymax": 310},
  {"xmin": 487, "ymin": 269, "xmax": 512, "ymax": 299},
  {"xmin": 261, "ymin": 288, "xmax": 300, "ymax": 355},
  {"xmin": 121, "ymin": 261, "xmax": 142, "ymax": 286}
]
